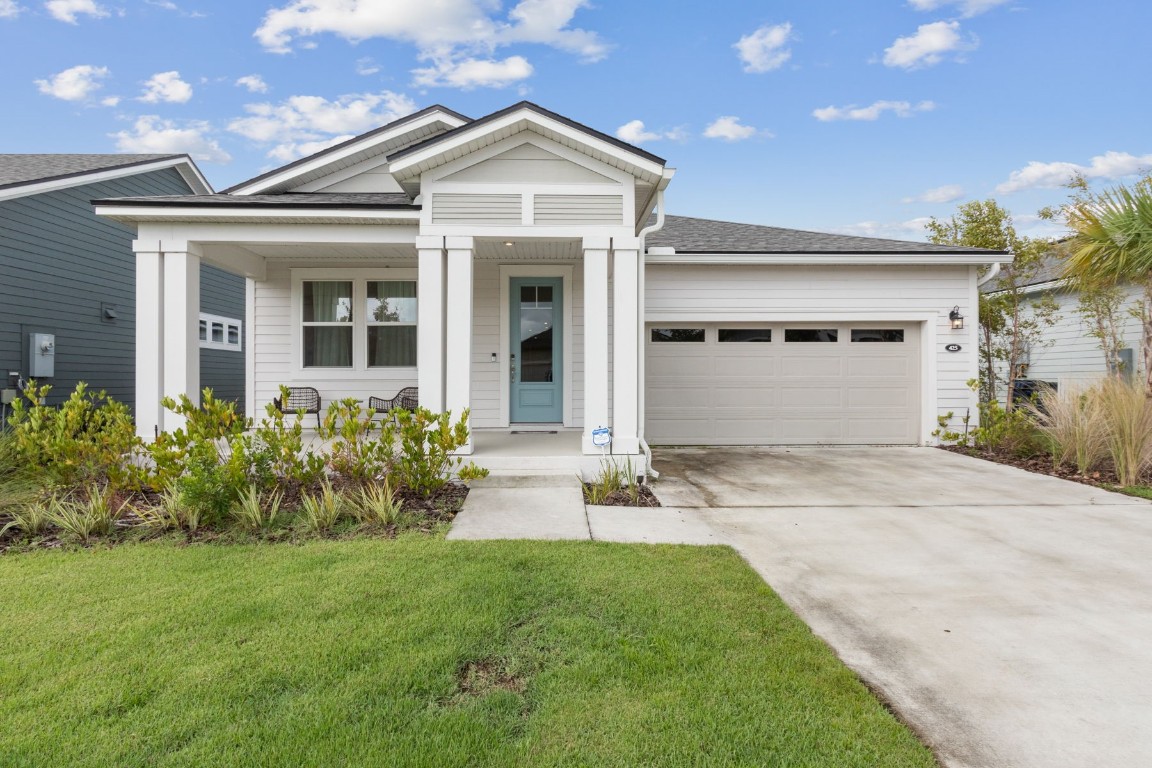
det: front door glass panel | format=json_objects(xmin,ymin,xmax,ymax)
[{"xmin": 519, "ymin": 285, "xmax": 554, "ymax": 383}]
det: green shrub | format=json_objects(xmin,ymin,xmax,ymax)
[
  {"xmin": 586, "ymin": 459, "xmax": 624, "ymax": 505},
  {"xmin": 457, "ymin": 463, "xmax": 490, "ymax": 483},
  {"xmin": 231, "ymin": 485, "xmax": 283, "ymax": 532},
  {"xmin": 146, "ymin": 389, "xmax": 248, "ymax": 490},
  {"xmin": 317, "ymin": 398, "xmax": 394, "ymax": 485},
  {"xmin": 9, "ymin": 382, "xmax": 141, "ymax": 490},
  {"xmin": 299, "ymin": 482, "xmax": 345, "ymax": 532},
  {"xmin": 1097, "ymin": 378, "xmax": 1152, "ymax": 486},
  {"xmin": 131, "ymin": 484, "xmax": 190, "ymax": 532},
  {"xmin": 245, "ymin": 387, "xmax": 326, "ymax": 488},
  {"xmin": 1024, "ymin": 385, "xmax": 1108, "ymax": 473},
  {"xmin": 394, "ymin": 408, "xmax": 472, "ymax": 497},
  {"xmin": 971, "ymin": 399, "xmax": 1044, "ymax": 456},
  {"xmin": 0, "ymin": 429, "xmax": 41, "ymax": 515},
  {"xmin": 48, "ymin": 486, "xmax": 128, "ymax": 543}
]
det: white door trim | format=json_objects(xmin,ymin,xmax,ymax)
[{"xmin": 499, "ymin": 264, "xmax": 574, "ymax": 427}]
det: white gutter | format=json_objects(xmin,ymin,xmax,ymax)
[
  {"xmin": 976, "ymin": 261, "xmax": 1002, "ymax": 288},
  {"xmin": 635, "ymin": 183, "xmax": 671, "ymax": 480}
]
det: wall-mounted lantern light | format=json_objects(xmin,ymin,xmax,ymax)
[{"xmin": 949, "ymin": 306, "xmax": 964, "ymax": 330}]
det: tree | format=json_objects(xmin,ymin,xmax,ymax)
[
  {"xmin": 925, "ymin": 200, "xmax": 1057, "ymax": 407},
  {"xmin": 1053, "ymin": 174, "xmax": 1152, "ymax": 394}
]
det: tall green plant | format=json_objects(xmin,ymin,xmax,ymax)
[
  {"xmin": 1024, "ymin": 385, "xmax": 1107, "ymax": 474},
  {"xmin": 8, "ymin": 382, "xmax": 141, "ymax": 490},
  {"xmin": 393, "ymin": 407, "xmax": 474, "ymax": 497},
  {"xmin": 317, "ymin": 398, "xmax": 394, "ymax": 485}
]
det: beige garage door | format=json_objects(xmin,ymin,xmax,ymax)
[{"xmin": 645, "ymin": 323, "xmax": 921, "ymax": 445}]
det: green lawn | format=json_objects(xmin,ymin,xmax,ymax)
[{"xmin": 0, "ymin": 538, "xmax": 935, "ymax": 767}]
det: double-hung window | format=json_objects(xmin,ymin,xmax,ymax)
[{"xmin": 295, "ymin": 270, "xmax": 417, "ymax": 372}]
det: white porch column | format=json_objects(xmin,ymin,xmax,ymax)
[
  {"xmin": 445, "ymin": 236, "xmax": 474, "ymax": 453},
  {"xmin": 612, "ymin": 237, "xmax": 641, "ymax": 455},
  {"xmin": 133, "ymin": 242, "xmax": 164, "ymax": 440},
  {"xmin": 161, "ymin": 244, "xmax": 200, "ymax": 432},
  {"xmin": 582, "ymin": 236, "xmax": 611, "ymax": 454},
  {"xmin": 416, "ymin": 235, "xmax": 446, "ymax": 413}
]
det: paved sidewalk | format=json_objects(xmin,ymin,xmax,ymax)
[{"xmin": 446, "ymin": 474, "xmax": 719, "ymax": 544}]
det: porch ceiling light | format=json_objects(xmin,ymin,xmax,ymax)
[
  {"xmin": 949, "ymin": 306, "xmax": 964, "ymax": 330},
  {"xmin": 503, "ymin": 241, "xmax": 515, "ymax": 247}
]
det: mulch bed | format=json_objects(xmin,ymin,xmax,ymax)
[
  {"xmin": 940, "ymin": 445, "xmax": 1147, "ymax": 488},
  {"xmin": 581, "ymin": 484, "xmax": 662, "ymax": 507}
]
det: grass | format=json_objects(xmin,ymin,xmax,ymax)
[
  {"xmin": 1112, "ymin": 484, "xmax": 1152, "ymax": 500},
  {"xmin": 0, "ymin": 539, "xmax": 936, "ymax": 768}
]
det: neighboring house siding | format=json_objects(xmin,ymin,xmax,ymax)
[
  {"xmin": 644, "ymin": 263, "xmax": 978, "ymax": 435},
  {"xmin": 1012, "ymin": 285, "xmax": 1145, "ymax": 391},
  {"xmin": 0, "ymin": 167, "xmax": 245, "ymax": 412},
  {"xmin": 200, "ymin": 264, "xmax": 246, "ymax": 409}
]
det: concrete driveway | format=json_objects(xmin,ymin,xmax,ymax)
[{"xmin": 651, "ymin": 447, "xmax": 1152, "ymax": 768}]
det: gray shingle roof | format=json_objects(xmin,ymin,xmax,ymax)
[
  {"xmin": 93, "ymin": 192, "xmax": 417, "ymax": 208},
  {"xmin": 980, "ymin": 245, "xmax": 1069, "ymax": 293},
  {"xmin": 0, "ymin": 154, "xmax": 184, "ymax": 190},
  {"xmin": 649, "ymin": 215, "xmax": 1004, "ymax": 254}
]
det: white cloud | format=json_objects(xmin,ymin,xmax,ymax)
[
  {"xmin": 228, "ymin": 90, "xmax": 417, "ymax": 160},
  {"xmin": 834, "ymin": 217, "xmax": 933, "ymax": 241},
  {"xmin": 813, "ymin": 99, "xmax": 935, "ymax": 122},
  {"xmin": 996, "ymin": 151, "xmax": 1152, "ymax": 194},
  {"xmin": 100, "ymin": 95, "xmax": 120, "ymax": 106},
  {"xmin": 703, "ymin": 116, "xmax": 762, "ymax": 142},
  {"xmin": 44, "ymin": 0, "xmax": 107, "ymax": 23},
  {"xmin": 615, "ymin": 119, "xmax": 685, "ymax": 144},
  {"xmin": 902, "ymin": 184, "xmax": 965, "ymax": 204},
  {"xmin": 412, "ymin": 55, "xmax": 533, "ymax": 89},
  {"xmin": 355, "ymin": 57, "xmax": 380, "ymax": 76},
  {"xmin": 883, "ymin": 21, "xmax": 974, "ymax": 69},
  {"xmin": 139, "ymin": 70, "xmax": 193, "ymax": 103},
  {"xmin": 1, "ymin": 1, "xmax": 22, "ymax": 18},
  {"xmin": 254, "ymin": 0, "xmax": 608, "ymax": 81},
  {"xmin": 908, "ymin": 0, "xmax": 1010, "ymax": 17},
  {"xmin": 35, "ymin": 64, "xmax": 109, "ymax": 101},
  {"xmin": 267, "ymin": 136, "xmax": 353, "ymax": 163},
  {"xmin": 111, "ymin": 116, "xmax": 231, "ymax": 163},
  {"xmin": 734, "ymin": 22, "xmax": 794, "ymax": 73},
  {"xmin": 235, "ymin": 74, "xmax": 268, "ymax": 93}
]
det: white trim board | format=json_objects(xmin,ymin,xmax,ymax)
[{"xmin": 0, "ymin": 156, "xmax": 211, "ymax": 203}]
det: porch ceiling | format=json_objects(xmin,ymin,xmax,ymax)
[
  {"xmin": 240, "ymin": 243, "xmax": 416, "ymax": 260},
  {"xmin": 474, "ymin": 237, "xmax": 581, "ymax": 260}
]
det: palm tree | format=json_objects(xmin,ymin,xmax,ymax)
[{"xmin": 1062, "ymin": 179, "xmax": 1152, "ymax": 394}]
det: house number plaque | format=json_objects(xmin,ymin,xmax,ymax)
[{"xmin": 945, "ymin": 344, "xmax": 962, "ymax": 352}]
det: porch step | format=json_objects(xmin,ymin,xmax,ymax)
[
  {"xmin": 448, "ymin": 472, "xmax": 589, "ymax": 541},
  {"xmin": 470, "ymin": 473, "xmax": 581, "ymax": 488}
]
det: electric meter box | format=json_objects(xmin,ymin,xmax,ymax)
[{"xmin": 29, "ymin": 333, "xmax": 56, "ymax": 378}]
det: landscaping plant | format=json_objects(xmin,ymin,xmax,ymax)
[
  {"xmin": 585, "ymin": 459, "xmax": 624, "ymax": 505},
  {"xmin": 394, "ymin": 407, "xmax": 481, "ymax": 497},
  {"xmin": 317, "ymin": 398, "xmax": 394, "ymax": 485},
  {"xmin": 350, "ymin": 481, "xmax": 403, "ymax": 527},
  {"xmin": 248, "ymin": 386, "xmax": 327, "ymax": 487},
  {"xmin": 48, "ymin": 486, "xmax": 128, "ymax": 543},
  {"xmin": 8, "ymin": 382, "xmax": 141, "ymax": 490},
  {"xmin": 299, "ymin": 481, "xmax": 345, "ymax": 532},
  {"xmin": 0, "ymin": 500, "xmax": 53, "ymax": 539},
  {"xmin": 0, "ymin": 429, "xmax": 40, "ymax": 517},
  {"xmin": 231, "ymin": 485, "xmax": 283, "ymax": 532},
  {"xmin": 1097, "ymin": 377, "xmax": 1152, "ymax": 486},
  {"xmin": 1024, "ymin": 385, "xmax": 1108, "ymax": 474},
  {"xmin": 130, "ymin": 483, "xmax": 192, "ymax": 532}
]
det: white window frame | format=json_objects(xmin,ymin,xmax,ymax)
[
  {"xmin": 199, "ymin": 312, "xmax": 243, "ymax": 352},
  {"xmin": 290, "ymin": 268, "xmax": 418, "ymax": 380}
]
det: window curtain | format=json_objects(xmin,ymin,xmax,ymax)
[
  {"xmin": 304, "ymin": 281, "xmax": 352, "ymax": 367},
  {"xmin": 368, "ymin": 281, "xmax": 417, "ymax": 367}
]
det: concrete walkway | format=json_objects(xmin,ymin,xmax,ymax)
[
  {"xmin": 446, "ymin": 473, "xmax": 720, "ymax": 544},
  {"xmin": 653, "ymin": 447, "xmax": 1152, "ymax": 768}
]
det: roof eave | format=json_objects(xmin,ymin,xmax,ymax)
[
  {"xmin": 0, "ymin": 155, "xmax": 211, "ymax": 202},
  {"xmin": 645, "ymin": 251, "xmax": 1012, "ymax": 265}
]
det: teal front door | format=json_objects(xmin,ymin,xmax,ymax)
[{"xmin": 510, "ymin": 278, "xmax": 563, "ymax": 423}]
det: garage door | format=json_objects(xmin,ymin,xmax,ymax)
[{"xmin": 645, "ymin": 323, "xmax": 921, "ymax": 445}]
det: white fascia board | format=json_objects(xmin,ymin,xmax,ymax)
[
  {"xmin": 644, "ymin": 252, "xmax": 1010, "ymax": 266},
  {"xmin": 0, "ymin": 156, "xmax": 211, "ymax": 202},
  {"xmin": 228, "ymin": 111, "xmax": 468, "ymax": 195},
  {"xmin": 389, "ymin": 109, "xmax": 665, "ymax": 182},
  {"xmin": 94, "ymin": 204, "xmax": 421, "ymax": 224}
]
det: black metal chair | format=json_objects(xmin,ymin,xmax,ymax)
[
  {"xmin": 368, "ymin": 386, "xmax": 418, "ymax": 416},
  {"xmin": 273, "ymin": 386, "xmax": 322, "ymax": 427}
]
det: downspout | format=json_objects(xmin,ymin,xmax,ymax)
[
  {"xmin": 635, "ymin": 188, "xmax": 668, "ymax": 479},
  {"xmin": 976, "ymin": 261, "xmax": 1002, "ymax": 288}
]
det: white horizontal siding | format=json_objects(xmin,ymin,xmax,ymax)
[{"xmin": 645, "ymin": 263, "xmax": 978, "ymax": 439}]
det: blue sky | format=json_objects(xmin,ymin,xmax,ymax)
[{"xmin": 2, "ymin": 0, "xmax": 1149, "ymax": 241}]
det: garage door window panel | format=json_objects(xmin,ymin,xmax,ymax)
[
  {"xmin": 719, "ymin": 328, "xmax": 772, "ymax": 342},
  {"xmin": 651, "ymin": 328, "xmax": 706, "ymax": 343},
  {"xmin": 851, "ymin": 329, "xmax": 904, "ymax": 342},
  {"xmin": 785, "ymin": 329, "xmax": 838, "ymax": 343}
]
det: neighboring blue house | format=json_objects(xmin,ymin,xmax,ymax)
[{"xmin": 0, "ymin": 155, "xmax": 246, "ymax": 422}]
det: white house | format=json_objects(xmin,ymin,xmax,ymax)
[{"xmin": 93, "ymin": 101, "xmax": 1005, "ymax": 474}]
